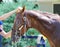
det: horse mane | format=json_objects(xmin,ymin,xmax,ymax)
[{"xmin": 31, "ymin": 10, "xmax": 60, "ymax": 18}]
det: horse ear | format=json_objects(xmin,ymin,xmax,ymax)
[{"xmin": 21, "ymin": 6, "xmax": 25, "ymax": 13}]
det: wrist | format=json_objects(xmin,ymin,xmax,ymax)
[{"xmin": 13, "ymin": 9, "xmax": 17, "ymax": 13}]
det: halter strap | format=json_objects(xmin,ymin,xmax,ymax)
[
  {"xmin": 19, "ymin": 13, "xmax": 27, "ymax": 31},
  {"xmin": 19, "ymin": 25, "xmax": 24, "ymax": 30}
]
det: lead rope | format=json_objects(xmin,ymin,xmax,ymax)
[{"xmin": 23, "ymin": 16, "xmax": 29, "ymax": 47}]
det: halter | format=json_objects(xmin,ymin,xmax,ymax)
[
  {"xmin": 14, "ymin": 13, "xmax": 27, "ymax": 42},
  {"xmin": 11, "ymin": 13, "xmax": 27, "ymax": 47},
  {"xmin": 19, "ymin": 13, "xmax": 27, "ymax": 32}
]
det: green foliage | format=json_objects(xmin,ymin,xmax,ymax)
[
  {"xmin": 0, "ymin": 0, "xmax": 50, "ymax": 47},
  {"xmin": 26, "ymin": 28, "xmax": 40, "ymax": 36},
  {"xmin": 3, "ymin": 23, "xmax": 13, "ymax": 32}
]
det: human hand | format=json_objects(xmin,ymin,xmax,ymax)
[
  {"xmin": 16, "ymin": 6, "xmax": 25, "ymax": 13},
  {"xmin": 16, "ymin": 7, "xmax": 23, "ymax": 13}
]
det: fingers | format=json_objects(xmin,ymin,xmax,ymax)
[
  {"xmin": 16, "ymin": 7, "xmax": 23, "ymax": 13},
  {"xmin": 16, "ymin": 6, "xmax": 25, "ymax": 14}
]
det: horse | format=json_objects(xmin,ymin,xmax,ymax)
[{"xmin": 11, "ymin": 6, "xmax": 60, "ymax": 47}]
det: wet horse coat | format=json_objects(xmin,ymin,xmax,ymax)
[{"xmin": 11, "ymin": 7, "xmax": 60, "ymax": 47}]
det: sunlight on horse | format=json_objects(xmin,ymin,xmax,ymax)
[{"xmin": 12, "ymin": 6, "xmax": 60, "ymax": 47}]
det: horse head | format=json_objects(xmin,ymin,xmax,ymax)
[{"xmin": 11, "ymin": 6, "xmax": 31, "ymax": 42}]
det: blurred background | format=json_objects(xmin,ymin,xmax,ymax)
[{"xmin": 0, "ymin": 0, "xmax": 60, "ymax": 47}]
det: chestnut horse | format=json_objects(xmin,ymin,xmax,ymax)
[{"xmin": 11, "ymin": 7, "xmax": 60, "ymax": 47}]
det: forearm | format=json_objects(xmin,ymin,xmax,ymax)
[{"xmin": 0, "ymin": 10, "xmax": 16, "ymax": 20}]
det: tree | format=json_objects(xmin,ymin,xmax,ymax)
[
  {"xmin": 0, "ymin": 0, "xmax": 2, "ymax": 3},
  {"xmin": 13, "ymin": 0, "xmax": 18, "ymax": 3}
]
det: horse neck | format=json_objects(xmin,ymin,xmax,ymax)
[{"xmin": 29, "ymin": 14, "xmax": 53, "ymax": 39}]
